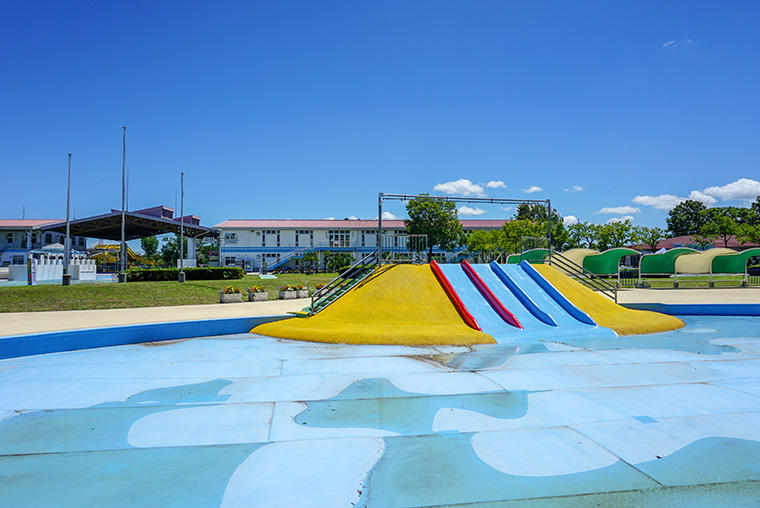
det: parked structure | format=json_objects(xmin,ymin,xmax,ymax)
[
  {"xmin": 0, "ymin": 219, "xmax": 87, "ymax": 267},
  {"xmin": 215, "ymin": 219, "xmax": 508, "ymax": 271}
]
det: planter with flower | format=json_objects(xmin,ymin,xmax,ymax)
[
  {"xmin": 246, "ymin": 286, "xmax": 269, "ymax": 302},
  {"xmin": 278, "ymin": 285, "xmax": 299, "ymax": 300},
  {"xmin": 295, "ymin": 284, "xmax": 309, "ymax": 298},
  {"xmin": 219, "ymin": 286, "xmax": 243, "ymax": 303}
]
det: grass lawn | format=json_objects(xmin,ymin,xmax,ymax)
[{"xmin": 0, "ymin": 273, "xmax": 338, "ymax": 313}]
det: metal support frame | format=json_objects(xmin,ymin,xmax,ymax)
[{"xmin": 377, "ymin": 193, "xmax": 553, "ymax": 264}]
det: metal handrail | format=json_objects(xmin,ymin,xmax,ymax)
[
  {"xmin": 309, "ymin": 249, "xmax": 378, "ymax": 314},
  {"xmin": 549, "ymin": 250, "xmax": 618, "ymax": 302}
]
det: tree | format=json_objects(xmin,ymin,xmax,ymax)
[
  {"xmin": 140, "ymin": 236, "xmax": 159, "ymax": 260},
  {"xmin": 634, "ymin": 226, "xmax": 666, "ymax": 251},
  {"xmin": 566, "ymin": 222, "xmax": 599, "ymax": 250},
  {"xmin": 300, "ymin": 251, "xmax": 319, "ymax": 272},
  {"xmin": 323, "ymin": 251, "xmax": 354, "ymax": 272},
  {"xmin": 596, "ymin": 220, "xmax": 635, "ymax": 251},
  {"xmin": 465, "ymin": 230, "xmax": 502, "ymax": 261},
  {"xmin": 666, "ymin": 200, "xmax": 708, "ymax": 236},
  {"xmin": 405, "ymin": 196, "xmax": 463, "ymax": 261},
  {"xmin": 737, "ymin": 223, "xmax": 760, "ymax": 246},
  {"xmin": 160, "ymin": 235, "xmax": 188, "ymax": 267},
  {"xmin": 513, "ymin": 203, "xmax": 568, "ymax": 250},
  {"xmin": 499, "ymin": 219, "xmax": 547, "ymax": 254},
  {"xmin": 750, "ymin": 196, "xmax": 760, "ymax": 225},
  {"xmin": 706, "ymin": 214, "xmax": 739, "ymax": 248}
]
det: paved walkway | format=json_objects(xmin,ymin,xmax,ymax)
[
  {"xmin": 1, "ymin": 287, "xmax": 759, "ymax": 337},
  {"xmin": 0, "ymin": 299, "xmax": 308, "ymax": 337},
  {"xmin": 618, "ymin": 286, "xmax": 760, "ymax": 304}
]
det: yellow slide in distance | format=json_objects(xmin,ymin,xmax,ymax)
[
  {"xmin": 252, "ymin": 264, "xmax": 495, "ymax": 346},
  {"xmin": 533, "ymin": 264, "xmax": 685, "ymax": 335}
]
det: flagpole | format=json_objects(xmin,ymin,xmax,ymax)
[{"xmin": 63, "ymin": 153, "xmax": 72, "ymax": 286}]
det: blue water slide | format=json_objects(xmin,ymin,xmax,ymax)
[
  {"xmin": 489, "ymin": 262, "xmax": 557, "ymax": 327},
  {"xmin": 517, "ymin": 261, "xmax": 596, "ymax": 326},
  {"xmin": 437, "ymin": 264, "xmax": 524, "ymax": 341}
]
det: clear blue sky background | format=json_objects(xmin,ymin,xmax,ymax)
[{"xmin": 2, "ymin": 1, "xmax": 759, "ymax": 229}]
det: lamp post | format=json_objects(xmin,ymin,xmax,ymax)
[
  {"xmin": 62, "ymin": 153, "xmax": 72, "ymax": 286},
  {"xmin": 118, "ymin": 125, "xmax": 127, "ymax": 283},
  {"xmin": 178, "ymin": 171, "xmax": 185, "ymax": 282}
]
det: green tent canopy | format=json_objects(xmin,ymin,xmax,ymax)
[
  {"xmin": 711, "ymin": 248, "xmax": 760, "ymax": 274},
  {"xmin": 507, "ymin": 248, "xmax": 551, "ymax": 264},
  {"xmin": 640, "ymin": 248, "xmax": 698, "ymax": 275},
  {"xmin": 582, "ymin": 248, "xmax": 639, "ymax": 275}
]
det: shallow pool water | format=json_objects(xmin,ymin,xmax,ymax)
[{"xmin": 0, "ymin": 315, "xmax": 759, "ymax": 506}]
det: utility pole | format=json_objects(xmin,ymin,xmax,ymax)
[
  {"xmin": 119, "ymin": 126, "xmax": 127, "ymax": 283},
  {"xmin": 63, "ymin": 153, "xmax": 72, "ymax": 286},
  {"xmin": 179, "ymin": 171, "xmax": 185, "ymax": 282}
]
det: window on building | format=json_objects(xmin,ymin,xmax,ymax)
[
  {"xmin": 295, "ymin": 230, "xmax": 313, "ymax": 247},
  {"xmin": 263, "ymin": 230, "xmax": 280, "ymax": 247},
  {"xmin": 224, "ymin": 256, "xmax": 237, "ymax": 266},
  {"xmin": 44, "ymin": 233, "xmax": 52, "ymax": 244},
  {"xmin": 5, "ymin": 233, "xmax": 12, "ymax": 245},
  {"xmin": 79, "ymin": 237, "xmax": 86, "ymax": 246},
  {"xmin": 328, "ymin": 230, "xmax": 350, "ymax": 248},
  {"xmin": 361, "ymin": 230, "xmax": 376, "ymax": 247},
  {"xmin": 223, "ymin": 232, "xmax": 237, "ymax": 243}
]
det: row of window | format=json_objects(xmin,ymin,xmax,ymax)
[
  {"xmin": 222, "ymin": 230, "xmax": 389, "ymax": 248},
  {"xmin": 3, "ymin": 232, "xmax": 85, "ymax": 247}
]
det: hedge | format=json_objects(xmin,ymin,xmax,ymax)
[{"xmin": 126, "ymin": 267, "xmax": 244, "ymax": 282}]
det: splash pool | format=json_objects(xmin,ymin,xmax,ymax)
[{"xmin": 1, "ymin": 315, "xmax": 760, "ymax": 506}]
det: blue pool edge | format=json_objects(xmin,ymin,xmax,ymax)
[{"xmin": 0, "ymin": 314, "xmax": 294, "ymax": 360}]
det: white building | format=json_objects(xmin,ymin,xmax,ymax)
[
  {"xmin": 215, "ymin": 219, "xmax": 507, "ymax": 271},
  {"xmin": 0, "ymin": 219, "xmax": 87, "ymax": 267}
]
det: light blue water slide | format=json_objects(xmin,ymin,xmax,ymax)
[
  {"xmin": 438, "ymin": 263, "xmax": 525, "ymax": 341},
  {"xmin": 439, "ymin": 263, "xmax": 617, "ymax": 342},
  {"xmin": 494, "ymin": 262, "xmax": 617, "ymax": 338}
]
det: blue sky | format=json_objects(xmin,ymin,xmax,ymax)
[{"xmin": 2, "ymin": 1, "xmax": 759, "ymax": 229}]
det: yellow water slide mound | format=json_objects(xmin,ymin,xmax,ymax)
[
  {"xmin": 252, "ymin": 264, "xmax": 495, "ymax": 345},
  {"xmin": 533, "ymin": 264, "xmax": 685, "ymax": 335}
]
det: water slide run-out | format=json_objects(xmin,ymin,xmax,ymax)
[{"xmin": 438, "ymin": 262, "xmax": 617, "ymax": 342}]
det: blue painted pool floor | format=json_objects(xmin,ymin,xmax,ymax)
[{"xmin": 2, "ymin": 316, "xmax": 760, "ymax": 506}]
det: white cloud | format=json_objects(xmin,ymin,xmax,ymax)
[
  {"xmin": 703, "ymin": 178, "xmax": 760, "ymax": 202},
  {"xmin": 433, "ymin": 179, "xmax": 486, "ymax": 197},
  {"xmin": 382, "ymin": 211, "xmax": 399, "ymax": 220},
  {"xmin": 486, "ymin": 180, "xmax": 506, "ymax": 189},
  {"xmin": 687, "ymin": 190, "xmax": 717, "ymax": 206},
  {"xmin": 458, "ymin": 206, "xmax": 486, "ymax": 216},
  {"xmin": 596, "ymin": 205, "xmax": 640, "ymax": 215},
  {"xmin": 632, "ymin": 194, "xmax": 685, "ymax": 211},
  {"xmin": 563, "ymin": 185, "xmax": 583, "ymax": 193},
  {"xmin": 323, "ymin": 216, "xmax": 336, "ymax": 220},
  {"xmin": 500, "ymin": 206, "xmax": 513, "ymax": 213},
  {"xmin": 563, "ymin": 215, "xmax": 579, "ymax": 226},
  {"xmin": 345, "ymin": 215, "xmax": 359, "ymax": 220},
  {"xmin": 607, "ymin": 216, "xmax": 635, "ymax": 224},
  {"xmin": 662, "ymin": 38, "xmax": 692, "ymax": 51},
  {"xmin": 522, "ymin": 185, "xmax": 542, "ymax": 194}
]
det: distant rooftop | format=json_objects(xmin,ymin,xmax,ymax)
[
  {"xmin": 0, "ymin": 219, "xmax": 60, "ymax": 229},
  {"xmin": 215, "ymin": 219, "xmax": 509, "ymax": 229}
]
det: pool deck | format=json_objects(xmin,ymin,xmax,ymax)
[
  {"xmin": 1, "ymin": 315, "xmax": 760, "ymax": 506},
  {"xmin": 0, "ymin": 287, "xmax": 759, "ymax": 337}
]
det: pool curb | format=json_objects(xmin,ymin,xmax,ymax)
[{"xmin": 0, "ymin": 315, "xmax": 293, "ymax": 360}]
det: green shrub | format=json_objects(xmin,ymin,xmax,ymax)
[{"xmin": 126, "ymin": 267, "xmax": 244, "ymax": 282}]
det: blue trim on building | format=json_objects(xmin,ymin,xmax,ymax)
[
  {"xmin": 621, "ymin": 303, "xmax": 760, "ymax": 316},
  {"xmin": 0, "ymin": 315, "xmax": 293, "ymax": 360}
]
